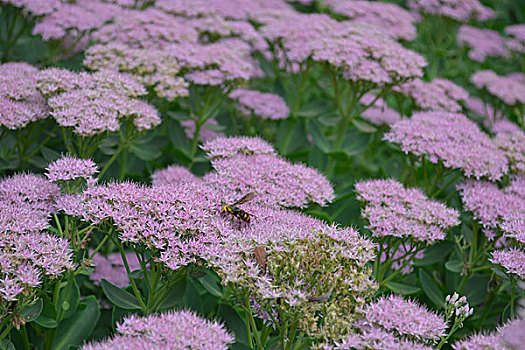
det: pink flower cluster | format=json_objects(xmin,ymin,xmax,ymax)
[
  {"xmin": 151, "ymin": 165, "xmax": 201, "ymax": 186},
  {"xmin": 458, "ymin": 25, "xmax": 509, "ymax": 62},
  {"xmin": 459, "ymin": 176, "xmax": 525, "ymax": 243},
  {"xmin": 36, "ymin": 68, "xmax": 160, "ymax": 135},
  {"xmin": 490, "ymin": 249, "xmax": 525, "ymax": 279},
  {"xmin": 355, "ymin": 179, "xmax": 460, "ymax": 244},
  {"xmin": 32, "ymin": 1, "xmax": 121, "ymax": 44},
  {"xmin": 320, "ymin": 0, "xmax": 417, "ymax": 41},
  {"xmin": 45, "ymin": 155, "xmax": 99, "ymax": 182},
  {"xmin": 201, "ymin": 136, "xmax": 276, "ymax": 160},
  {"xmin": 229, "ymin": 89, "xmax": 290, "ymax": 120},
  {"xmin": 407, "ymin": 0, "xmax": 495, "ymax": 22},
  {"xmin": 0, "ymin": 230, "xmax": 74, "ymax": 302},
  {"xmin": 260, "ymin": 13, "xmax": 426, "ymax": 83},
  {"xmin": 89, "ymin": 251, "xmax": 140, "ymax": 288},
  {"xmin": 452, "ymin": 318, "xmax": 525, "ymax": 350},
  {"xmin": 1, "ymin": 0, "xmax": 60, "ymax": 16},
  {"xmin": 84, "ymin": 43, "xmax": 189, "ymax": 101},
  {"xmin": 0, "ymin": 62, "xmax": 48, "ymax": 130},
  {"xmin": 385, "ymin": 111, "xmax": 509, "ymax": 180},
  {"xmin": 395, "ymin": 78, "xmax": 468, "ymax": 112},
  {"xmin": 57, "ymin": 181, "xmax": 232, "ymax": 271},
  {"xmin": 0, "ymin": 174, "xmax": 59, "ymax": 234},
  {"xmin": 81, "ymin": 310, "xmax": 234, "ymax": 349},
  {"xmin": 471, "ymin": 70, "xmax": 525, "ymax": 106},
  {"xmin": 358, "ymin": 295, "xmax": 448, "ymax": 344},
  {"xmin": 92, "ymin": 8, "xmax": 198, "ymax": 49},
  {"xmin": 181, "ymin": 119, "xmax": 223, "ymax": 142},
  {"xmin": 360, "ymin": 93, "xmax": 401, "ymax": 126},
  {"xmin": 494, "ymin": 130, "xmax": 525, "ymax": 173},
  {"xmin": 505, "ymin": 24, "xmax": 525, "ymax": 54},
  {"xmin": 155, "ymin": 0, "xmax": 292, "ymax": 22},
  {"xmin": 202, "ymin": 137, "xmax": 334, "ymax": 208}
]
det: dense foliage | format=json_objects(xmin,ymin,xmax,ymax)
[{"xmin": 0, "ymin": 0, "xmax": 524, "ymax": 349}]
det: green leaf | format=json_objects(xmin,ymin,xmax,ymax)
[
  {"xmin": 386, "ymin": 282, "xmax": 421, "ymax": 295},
  {"xmin": 158, "ymin": 277, "xmax": 187, "ymax": 310},
  {"xmin": 167, "ymin": 120, "xmax": 190, "ymax": 154},
  {"xmin": 101, "ymin": 279, "xmax": 142, "ymax": 310},
  {"xmin": 445, "ymin": 259, "xmax": 463, "ymax": 273},
  {"xmin": 198, "ymin": 272, "xmax": 223, "ymax": 298},
  {"xmin": 40, "ymin": 146, "xmax": 60, "ymax": 162},
  {"xmin": 53, "ymin": 296, "xmax": 100, "ymax": 350},
  {"xmin": 57, "ymin": 279, "xmax": 80, "ymax": 320},
  {"xmin": 34, "ymin": 295, "xmax": 57, "ymax": 328},
  {"xmin": 218, "ymin": 304, "xmax": 249, "ymax": 345},
  {"xmin": 0, "ymin": 339, "xmax": 15, "ymax": 350},
  {"xmin": 491, "ymin": 267, "xmax": 510, "ymax": 280},
  {"xmin": 419, "ymin": 269, "xmax": 444, "ymax": 307},
  {"xmin": 167, "ymin": 111, "xmax": 190, "ymax": 121},
  {"xmin": 21, "ymin": 298, "xmax": 43, "ymax": 323},
  {"xmin": 180, "ymin": 279, "xmax": 202, "ymax": 313},
  {"xmin": 327, "ymin": 150, "xmax": 350, "ymax": 162},
  {"xmin": 414, "ymin": 241, "xmax": 454, "ymax": 266},
  {"xmin": 28, "ymin": 156, "xmax": 47, "ymax": 168},
  {"xmin": 130, "ymin": 144, "xmax": 161, "ymax": 161},
  {"xmin": 129, "ymin": 269, "xmax": 144, "ymax": 280},
  {"xmin": 308, "ymin": 120, "xmax": 331, "ymax": 153},
  {"xmin": 352, "ymin": 119, "xmax": 377, "ymax": 133},
  {"xmin": 297, "ymin": 101, "xmax": 327, "ymax": 118}
]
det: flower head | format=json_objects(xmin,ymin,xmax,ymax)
[
  {"xmin": 151, "ymin": 165, "xmax": 201, "ymax": 186},
  {"xmin": 57, "ymin": 181, "xmax": 232, "ymax": 271},
  {"xmin": 205, "ymin": 210, "xmax": 377, "ymax": 346},
  {"xmin": 355, "ymin": 179, "xmax": 460, "ymax": 244},
  {"xmin": 181, "ymin": 119, "xmax": 223, "ymax": 142},
  {"xmin": 201, "ymin": 136, "xmax": 276, "ymax": 160},
  {"xmin": 0, "ymin": 174, "xmax": 59, "ymax": 234},
  {"xmin": 385, "ymin": 111, "xmax": 508, "ymax": 180},
  {"xmin": 471, "ymin": 70, "xmax": 525, "ymax": 106},
  {"xmin": 229, "ymin": 89, "xmax": 289, "ymax": 120},
  {"xmin": 46, "ymin": 155, "xmax": 99, "ymax": 182},
  {"xmin": 205, "ymin": 153, "xmax": 335, "ymax": 208},
  {"xmin": 458, "ymin": 25, "xmax": 509, "ymax": 62},
  {"xmin": 36, "ymin": 68, "xmax": 159, "ymax": 135},
  {"xmin": 407, "ymin": 0, "xmax": 495, "ymax": 22},
  {"xmin": 320, "ymin": 0, "xmax": 418, "ymax": 41},
  {"xmin": 0, "ymin": 231, "xmax": 74, "ymax": 302},
  {"xmin": 360, "ymin": 93, "xmax": 401, "ymax": 126},
  {"xmin": 494, "ymin": 130, "xmax": 525, "ymax": 173},
  {"xmin": 2, "ymin": 0, "xmax": 60, "ymax": 16},
  {"xmin": 490, "ymin": 249, "xmax": 525, "ymax": 279},
  {"xmin": 459, "ymin": 177, "xmax": 525, "ymax": 243},
  {"xmin": 505, "ymin": 24, "xmax": 525, "ymax": 54},
  {"xmin": 0, "ymin": 62, "xmax": 48, "ymax": 129},
  {"xmin": 81, "ymin": 310, "xmax": 234, "ymax": 349},
  {"xmin": 360, "ymin": 294, "xmax": 448, "ymax": 343},
  {"xmin": 395, "ymin": 78, "xmax": 468, "ymax": 112}
]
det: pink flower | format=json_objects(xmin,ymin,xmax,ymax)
[
  {"xmin": 355, "ymin": 179, "xmax": 459, "ymax": 243},
  {"xmin": 151, "ymin": 165, "xmax": 201, "ymax": 186},
  {"xmin": 0, "ymin": 62, "xmax": 48, "ymax": 129},
  {"xmin": 395, "ymin": 78, "xmax": 468, "ymax": 112},
  {"xmin": 490, "ymin": 249, "xmax": 525, "ymax": 279},
  {"xmin": 229, "ymin": 89, "xmax": 289, "ymax": 120},
  {"xmin": 81, "ymin": 310, "xmax": 234, "ymax": 349},
  {"xmin": 407, "ymin": 0, "xmax": 495, "ymax": 22},
  {"xmin": 46, "ymin": 155, "xmax": 99, "ymax": 182},
  {"xmin": 471, "ymin": 70, "xmax": 525, "ymax": 106},
  {"xmin": 385, "ymin": 111, "xmax": 508, "ymax": 180},
  {"xmin": 458, "ymin": 25, "xmax": 509, "ymax": 62}
]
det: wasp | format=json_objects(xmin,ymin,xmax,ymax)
[{"xmin": 221, "ymin": 192, "xmax": 255, "ymax": 223}]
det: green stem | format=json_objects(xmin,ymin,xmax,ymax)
[
  {"xmin": 111, "ymin": 236, "xmax": 147, "ymax": 312},
  {"xmin": 0, "ymin": 323, "xmax": 13, "ymax": 341},
  {"xmin": 88, "ymin": 234, "xmax": 110, "ymax": 260},
  {"xmin": 98, "ymin": 139, "xmax": 132, "ymax": 180},
  {"xmin": 431, "ymin": 172, "xmax": 462, "ymax": 198},
  {"xmin": 21, "ymin": 325, "xmax": 30, "ymax": 350}
]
